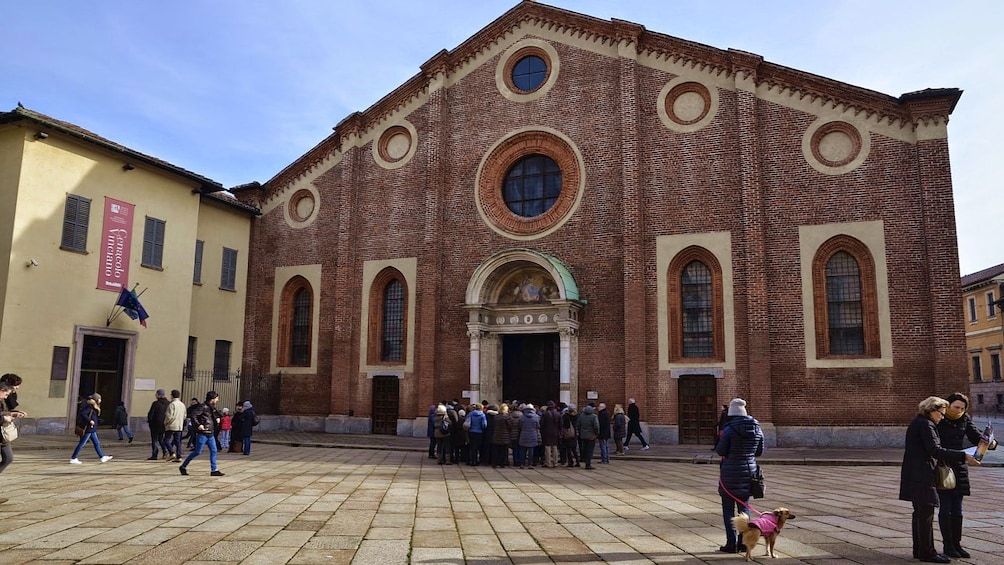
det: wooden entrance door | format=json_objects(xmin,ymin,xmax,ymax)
[
  {"xmin": 78, "ymin": 335, "xmax": 126, "ymax": 427},
  {"xmin": 678, "ymin": 375, "xmax": 717, "ymax": 444},
  {"xmin": 371, "ymin": 376, "xmax": 399, "ymax": 435},
  {"xmin": 502, "ymin": 333, "xmax": 559, "ymax": 405}
]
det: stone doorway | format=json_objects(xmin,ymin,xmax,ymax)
[{"xmin": 502, "ymin": 333, "xmax": 559, "ymax": 404}]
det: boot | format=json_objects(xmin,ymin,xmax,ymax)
[
  {"xmin": 939, "ymin": 514, "xmax": 961, "ymax": 558},
  {"xmin": 952, "ymin": 515, "xmax": 970, "ymax": 558}
]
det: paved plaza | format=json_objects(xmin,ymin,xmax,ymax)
[{"xmin": 1, "ymin": 434, "xmax": 1002, "ymax": 564}]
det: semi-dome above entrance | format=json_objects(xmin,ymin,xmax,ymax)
[{"xmin": 466, "ymin": 248, "xmax": 581, "ymax": 306}]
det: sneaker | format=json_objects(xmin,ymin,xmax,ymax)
[
  {"xmin": 172, "ymin": 457, "xmax": 183, "ymax": 463},
  {"xmin": 623, "ymin": 446, "xmax": 629, "ymax": 452},
  {"xmin": 210, "ymin": 470, "xmax": 224, "ymax": 477},
  {"xmin": 642, "ymin": 445, "xmax": 651, "ymax": 451},
  {"xmin": 178, "ymin": 466, "xmax": 188, "ymax": 476},
  {"xmin": 69, "ymin": 458, "xmax": 82, "ymax": 464},
  {"xmin": 100, "ymin": 455, "xmax": 113, "ymax": 463},
  {"xmin": 128, "ymin": 437, "xmax": 134, "ymax": 444}
]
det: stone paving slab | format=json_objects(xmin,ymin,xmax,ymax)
[{"xmin": 1, "ymin": 441, "xmax": 1002, "ymax": 564}]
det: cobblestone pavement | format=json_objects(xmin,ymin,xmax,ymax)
[{"xmin": 1, "ymin": 434, "xmax": 1002, "ymax": 564}]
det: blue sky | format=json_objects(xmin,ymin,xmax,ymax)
[{"xmin": 3, "ymin": 1, "xmax": 1001, "ymax": 274}]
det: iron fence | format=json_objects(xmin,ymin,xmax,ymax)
[{"xmin": 180, "ymin": 367, "xmax": 282, "ymax": 415}]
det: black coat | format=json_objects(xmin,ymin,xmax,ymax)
[
  {"xmin": 715, "ymin": 415, "xmax": 764, "ymax": 500},
  {"xmin": 936, "ymin": 414, "xmax": 985, "ymax": 496},
  {"xmin": 597, "ymin": 408, "xmax": 611, "ymax": 439},
  {"xmin": 628, "ymin": 403, "xmax": 642, "ymax": 433},
  {"xmin": 147, "ymin": 397, "xmax": 169, "ymax": 432},
  {"xmin": 899, "ymin": 415, "xmax": 966, "ymax": 505},
  {"xmin": 231, "ymin": 412, "xmax": 245, "ymax": 441}
]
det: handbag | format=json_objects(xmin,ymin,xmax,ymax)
[
  {"xmin": 748, "ymin": 461, "xmax": 766, "ymax": 499},
  {"xmin": 563, "ymin": 425, "xmax": 576, "ymax": 440},
  {"xmin": 1, "ymin": 422, "xmax": 17, "ymax": 443},
  {"xmin": 936, "ymin": 461, "xmax": 957, "ymax": 490},
  {"xmin": 74, "ymin": 426, "xmax": 85, "ymax": 437}
]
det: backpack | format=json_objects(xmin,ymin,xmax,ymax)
[
  {"xmin": 440, "ymin": 415, "xmax": 451, "ymax": 433},
  {"xmin": 252, "ymin": 413, "xmax": 260, "ymax": 426}
]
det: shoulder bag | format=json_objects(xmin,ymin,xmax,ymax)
[
  {"xmin": 936, "ymin": 461, "xmax": 957, "ymax": 490},
  {"xmin": 747, "ymin": 460, "xmax": 766, "ymax": 498},
  {"xmin": 1, "ymin": 421, "xmax": 17, "ymax": 443}
]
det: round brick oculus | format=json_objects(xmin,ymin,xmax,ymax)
[
  {"xmin": 502, "ymin": 46, "xmax": 551, "ymax": 95},
  {"xmin": 665, "ymin": 82, "xmax": 711, "ymax": 125},
  {"xmin": 477, "ymin": 129, "xmax": 582, "ymax": 239},
  {"xmin": 810, "ymin": 121, "xmax": 861, "ymax": 168},
  {"xmin": 378, "ymin": 125, "xmax": 412, "ymax": 162},
  {"xmin": 289, "ymin": 189, "xmax": 316, "ymax": 224}
]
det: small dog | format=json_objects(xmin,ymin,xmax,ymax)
[{"xmin": 732, "ymin": 508, "xmax": 795, "ymax": 561}]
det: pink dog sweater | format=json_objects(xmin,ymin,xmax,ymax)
[{"xmin": 748, "ymin": 513, "xmax": 780, "ymax": 536}]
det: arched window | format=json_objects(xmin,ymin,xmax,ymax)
[
  {"xmin": 368, "ymin": 268, "xmax": 408, "ymax": 365},
  {"xmin": 382, "ymin": 279, "xmax": 404, "ymax": 362},
  {"xmin": 668, "ymin": 247, "xmax": 725, "ymax": 362},
  {"xmin": 812, "ymin": 236, "xmax": 880, "ymax": 358},
  {"xmin": 278, "ymin": 276, "xmax": 313, "ymax": 367}
]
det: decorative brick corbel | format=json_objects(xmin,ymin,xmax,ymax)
[{"xmin": 899, "ymin": 87, "xmax": 963, "ymax": 127}]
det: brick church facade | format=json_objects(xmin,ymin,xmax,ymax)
[{"xmin": 235, "ymin": 1, "xmax": 967, "ymax": 446}]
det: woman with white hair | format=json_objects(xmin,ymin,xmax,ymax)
[{"xmin": 899, "ymin": 396, "xmax": 978, "ymax": 563}]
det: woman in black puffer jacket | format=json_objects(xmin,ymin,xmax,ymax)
[
  {"xmin": 714, "ymin": 398, "xmax": 763, "ymax": 554},
  {"xmin": 935, "ymin": 392, "xmax": 996, "ymax": 558}
]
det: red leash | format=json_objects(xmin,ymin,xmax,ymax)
[{"xmin": 719, "ymin": 478, "xmax": 764, "ymax": 517}]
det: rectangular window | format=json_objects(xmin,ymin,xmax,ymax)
[
  {"xmin": 968, "ymin": 297, "xmax": 977, "ymax": 323},
  {"xmin": 998, "ymin": 394, "xmax": 1003, "ymax": 406},
  {"xmin": 60, "ymin": 194, "xmax": 91, "ymax": 252},
  {"xmin": 142, "ymin": 216, "xmax": 166, "ymax": 268},
  {"xmin": 220, "ymin": 247, "xmax": 237, "ymax": 291},
  {"xmin": 213, "ymin": 340, "xmax": 231, "ymax": 380},
  {"xmin": 993, "ymin": 353, "xmax": 1002, "ymax": 381},
  {"xmin": 977, "ymin": 394, "xmax": 984, "ymax": 405},
  {"xmin": 989, "ymin": 292, "xmax": 998, "ymax": 318},
  {"xmin": 193, "ymin": 240, "xmax": 204, "ymax": 284},
  {"xmin": 186, "ymin": 336, "xmax": 197, "ymax": 379},
  {"xmin": 972, "ymin": 355, "xmax": 982, "ymax": 382}
]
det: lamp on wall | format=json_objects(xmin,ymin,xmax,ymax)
[
  {"xmin": 34, "ymin": 131, "xmax": 48, "ymax": 139},
  {"xmin": 122, "ymin": 163, "xmax": 135, "ymax": 171}
]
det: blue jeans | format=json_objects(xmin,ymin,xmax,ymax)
[
  {"xmin": 165, "ymin": 431, "xmax": 182, "ymax": 456},
  {"xmin": 599, "ymin": 438, "xmax": 610, "ymax": 462},
  {"xmin": 72, "ymin": 431, "xmax": 106, "ymax": 459},
  {"xmin": 182, "ymin": 433, "xmax": 218, "ymax": 471},
  {"xmin": 721, "ymin": 495, "xmax": 750, "ymax": 547},
  {"xmin": 242, "ymin": 436, "xmax": 252, "ymax": 455},
  {"xmin": 116, "ymin": 424, "xmax": 133, "ymax": 440}
]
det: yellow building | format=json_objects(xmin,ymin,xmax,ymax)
[
  {"xmin": 961, "ymin": 263, "xmax": 1004, "ymax": 417},
  {"xmin": 0, "ymin": 107, "xmax": 256, "ymax": 433}
]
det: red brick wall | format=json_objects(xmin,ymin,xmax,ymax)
[{"xmin": 240, "ymin": 35, "xmax": 967, "ymax": 427}]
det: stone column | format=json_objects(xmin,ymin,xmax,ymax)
[
  {"xmin": 467, "ymin": 330, "xmax": 483, "ymax": 405},
  {"xmin": 558, "ymin": 327, "xmax": 576, "ymax": 405}
]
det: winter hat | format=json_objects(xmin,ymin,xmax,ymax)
[
  {"xmin": 90, "ymin": 393, "xmax": 102, "ymax": 403},
  {"xmin": 436, "ymin": 404, "xmax": 447, "ymax": 415},
  {"xmin": 155, "ymin": 389, "xmax": 166, "ymax": 397},
  {"xmin": 222, "ymin": 407, "xmax": 230, "ymax": 414},
  {"xmin": 524, "ymin": 403, "xmax": 535, "ymax": 412},
  {"xmin": 242, "ymin": 400, "xmax": 252, "ymax": 410},
  {"xmin": 727, "ymin": 398, "xmax": 748, "ymax": 417}
]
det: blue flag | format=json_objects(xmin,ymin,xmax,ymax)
[{"xmin": 115, "ymin": 286, "xmax": 149, "ymax": 327}]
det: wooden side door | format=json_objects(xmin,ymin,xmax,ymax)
[
  {"xmin": 371, "ymin": 376, "xmax": 400, "ymax": 435},
  {"xmin": 678, "ymin": 375, "xmax": 717, "ymax": 444}
]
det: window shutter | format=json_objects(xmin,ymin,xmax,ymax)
[{"xmin": 193, "ymin": 240, "xmax": 204, "ymax": 284}]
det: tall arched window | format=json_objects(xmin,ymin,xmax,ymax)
[
  {"xmin": 668, "ymin": 247, "xmax": 725, "ymax": 362},
  {"xmin": 278, "ymin": 276, "xmax": 313, "ymax": 367},
  {"xmin": 368, "ymin": 268, "xmax": 408, "ymax": 365},
  {"xmin": 382, "ymin": 279, "xmax": 404, "ymax": 362},
  {"xmin": 812, "ymin": 235, "xmax": 879, "ymax": 358}
]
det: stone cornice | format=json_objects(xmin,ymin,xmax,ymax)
[{"xmin": 262, "ymin": 0, "xmax": 961, "ymax": 202}]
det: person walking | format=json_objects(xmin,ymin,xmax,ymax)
[
  {"xmin": 113, "ymin": 401, "xmax": 134, "ymax": 443},
  {"xmin": 612, "ymin": 404, "xmax": 627, "ymax": 455},
  {"xmin": 715, "ymin": 398, "xmax": 762, "ymax": 554},
  {"xmin": 900, "ymin": 396, "xmax": 978, "ymax": 563},
  {"xmin": 164, "ymin": 390, "xmax": 186, "ymax": 462},
  {"xmin": 596, "ymin": 403, "xmax": 611, "ymax": 464},
  {"xmin": 624, "ymin": 398, "xmax": 650, "ymax": 451},
  {"xmin": 578, "ymin": 404, "xmax": 600, "ymax": 469},
  {"xmin": 70, "ymin": 393, "xmax": 113, "ymax": 464},
  {"xmin": 179, "ymin": 391, "xmax": 224, "ymax": 476},
  {"xmin": 240, "ymin": 401, "xmax": 258, "ymax": 455},
  {"xmin": 146, "ymin": 389, "xmax": 170, "ymax": 460},
  {"xmin": 1, "ymin": 373, "xmax": 24, "ymax": 413},
  {"xmin": 1, "ymin": 382, "xmax": 23, "ymax": 490}
]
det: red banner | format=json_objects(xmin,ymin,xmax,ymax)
[{"xmin": 97, "ymin": 197, "xmax": 134, "ymax": 291}]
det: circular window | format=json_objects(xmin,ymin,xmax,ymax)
[
  {"xmin": 476, "ymin": 128, "xmax": 584, "ymax": 239},
  {"xmin": 511, "ymin": 55, "xmax": 547, "ymax": 92},
  {"xmin": 498, "ymin": 42, "xmax": 557, "ymax": 100},
  {"xmin": 802, "ymin": 119, "xmax": 869, "ymax": 175},
  {"xmin": 378, "ymin": 126, "xmax": 411, "ymax": 162},
  {"xmin": 503, "ymin": 155, "xmax": 562, "ymax": 217}
]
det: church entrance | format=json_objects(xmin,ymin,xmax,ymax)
[
  {"xmin": 678, "ymin": 374, "xmax": 718, "ymax": 444},
  {"xmin": 502, "ymin": 333, "xmax": 559, "ymax": 404}
]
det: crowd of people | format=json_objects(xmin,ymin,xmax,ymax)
[{"xmin": 427, "ymin": 398, "xmax": 651, "ymax": 471}]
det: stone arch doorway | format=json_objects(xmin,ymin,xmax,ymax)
[{"xmin": 464, "ymin": 249, "xmax": 583, "ymax": 406}]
